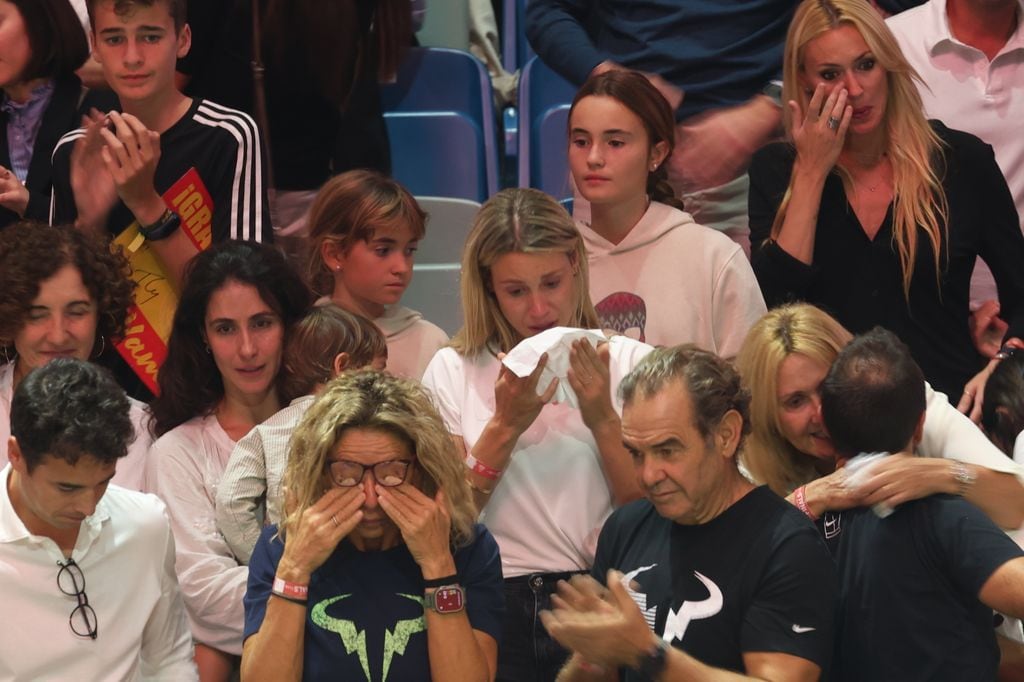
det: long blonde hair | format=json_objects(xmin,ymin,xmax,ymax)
[
  {"xmin": 774, "ymin": 0, "xmax": 948, "ymax": 298},
  {"xmin": 280, "ymin": 370, "xmax": 477, "ymax": 547},
  {"xmin": 735, "ymin": 304, "xmax": 853, "ymax": 495},
  {"xmin": 451, "ymin": 188, "xmax": 600, "ymax": 356}
]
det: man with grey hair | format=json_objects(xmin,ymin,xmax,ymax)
[{"xmin": 542, "ymin": 345, "xmax": 836, "ymax": 681}]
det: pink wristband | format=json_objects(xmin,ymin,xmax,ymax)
[
  {"xmin": 794, "ymin": 485, "xmax": 818, "ymax": 521},
  {"xmin": 465, "ymin": 453, "xmax": 503, "ymax": 481},
  {"xmin": 272, "ymin": 577, "xmax": 309, "ymax": 601}
]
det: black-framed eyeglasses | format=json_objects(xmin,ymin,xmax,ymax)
[
  {"xmin": 57, "ymin": 558, "xmax": 98, "ymax": 640},
  {"xmin": 326, "ymin": 460, "xmax": 412, "ymax": 488}
]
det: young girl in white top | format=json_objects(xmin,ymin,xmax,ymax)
[
  {"xmin": 568, "ymin": 70, "xmax": 765, "ymax": 358},
  {"xmin": 421, "ymin": 188, "xmax": 653, "ymax": 681},
  {"xmin": 146, "ymin": 240, "xmax": 311, "ymax": 681},
  {"xmin": 307, "ymin": 169, "xmax": 447, "ymax": 379}
]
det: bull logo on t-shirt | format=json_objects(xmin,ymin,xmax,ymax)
[
  {"xmin": 662, "ymin": 571, "xmax": 723, "ymax": 643},
  {"xmin": 310, "ymin": 593, "xmax": 426, "ymax": 682}
]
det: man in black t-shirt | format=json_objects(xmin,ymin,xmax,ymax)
[
  {"xmin": 542, "ymin": 345, "xmax": 836, "ymax": 681},
  {"xmin": 819, "ymin": 328, "xmax": 1024, "ymax": 681}
]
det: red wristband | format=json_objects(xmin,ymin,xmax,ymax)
[
  {"xmin": 793, "ymin": 485, "xmax": 818, "ymax": 521},
  {"xmin": 272, "ymin": 576, "xmax": 309, "ymax": 601},
  {"xmin": 465, "ymin": 453, "xmax": 503, "ymax": 481}
]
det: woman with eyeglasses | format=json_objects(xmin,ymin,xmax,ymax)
[{"xmin": 240, "ymin": 370, "xmax": 503, "ymax": 682}]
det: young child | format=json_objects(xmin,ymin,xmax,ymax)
[
  {"xmin": 215, "ymin": 304, "xmax": 386, "ymax": 564},
  {"xmin": 49, "ymin": 0, "xmax": 271, "ymax": 285},
  {"xmin": 307, "ymin": 169, "xmax": 448, "ymax": 379}
]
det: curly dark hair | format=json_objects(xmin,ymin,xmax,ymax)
[
  {"xmin": 11, "ymin": 358, "xmax": 133, "ymax": 471},
  {"xmin": 0, "ymin": 222, "xmax": 135, "ymax": 363},
  {"xmin": 150, "ymin": 240, "xmax": 313, "ymax": 436}
]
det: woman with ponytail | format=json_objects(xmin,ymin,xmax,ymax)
[{"xmin": 568, "ymin": 70, "xmax": 766, "ymax": 358}]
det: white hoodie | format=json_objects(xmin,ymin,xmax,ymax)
[
  {"xmin": 578, "ymin": 201, "xmax": 765, "ymax": 358},
  {"xmin": 373, "ymin": 305, "xmax": 448, "ymax": 379}
]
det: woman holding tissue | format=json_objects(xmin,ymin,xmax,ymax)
[{"xmin": 422, "ymin": 188, "xmax": 653, "ymax": 681}]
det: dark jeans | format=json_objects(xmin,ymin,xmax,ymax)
[{"xmin": 496, "ymin": 571, "xmax": 586, "ymax": 682}]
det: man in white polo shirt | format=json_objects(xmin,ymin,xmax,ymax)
[{"xmin": 0, "ymin": 358, "xmax": 196, "ymax": 680}]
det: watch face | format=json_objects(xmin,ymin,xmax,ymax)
[{"xmin": 433, "ymin": 586, "xmax": 465, "ymax": 613}]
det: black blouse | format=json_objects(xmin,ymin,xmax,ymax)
[{"xmin": 748, "ymin": 121, "xmax": 1024, "ymax": 398}]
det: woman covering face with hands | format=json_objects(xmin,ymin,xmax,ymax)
[
  {"xmin": 240, "ymin": 370, "xmax": 503, "ymax": 682},
  {"xmin": 747, "ymin": 0, "xmax": 1024, "ymax": 408},
  {"xmin": 421, "ymin": 188, "xmax": 653, "ymax": 681}
]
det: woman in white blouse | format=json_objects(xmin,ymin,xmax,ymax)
[{"xmin": 146, "ymin": 240, "xmax": 311, "ymax": 681}]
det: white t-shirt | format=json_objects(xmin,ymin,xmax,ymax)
[
  {"xmin": 422, "ymin": 335, "xmax": 653, "ymax": 577},
  {"xmin": 0, "ymin": 466, "xmax": 197, "ymax": 680},
  {"xmin": 146, "ymin": 415, "xmax": 247, "ymax": 655},
  {"xmin": 0, "ymin": 362, "xmax": 153, "ymax": 491}
]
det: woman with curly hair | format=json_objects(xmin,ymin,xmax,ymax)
[
  {"xmin": 146, "ymin": 240, "xmax": 311, "ymax": 680},
  {"xmin": 241, "ymin": 369, "xmax": 503, "ymax": 682},
  {"xmin": 0, "ymin": 220, "xmax": 149, "ymax": 488},
  {"xmin": 748, "ymin": 0, "xmax": 1024, "ymax": 406}
]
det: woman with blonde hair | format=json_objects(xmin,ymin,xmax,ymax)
[
  {"xmin": 736, "ymin": 303, "xmax": 1024, "ymax": 529},
  {"xmin": 240, "ymin": 370, "xmax": 503, "ymax": 681},
  {"xmin": 422, "ymin": 187, "xmax": 652, "ymax": 680},
  {"xmin": 747, "ymin": 0, "xmax": 1024, "ymax": 406}
]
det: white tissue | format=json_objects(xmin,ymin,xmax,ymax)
[
  {"xmin": 843, "ymin": 452, "xmax": 894, "ymax": 518},
  {"xmin": 501, "ymin": 327, "xmax": 606, "ymax": 409}
]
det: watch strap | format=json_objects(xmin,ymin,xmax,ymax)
[
  {"xmin": 634, "ymin": 638, "xmax": 669, "ymax": 679},
  {"xmin": 138, "ymin": 209, "xmax": 181, "ymax": 241},
  {"xmin": 423, "ymin": 573, "xmax": 459, "ymax": 589}
]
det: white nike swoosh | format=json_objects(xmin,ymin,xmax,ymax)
[{"xmin": 792, "ymin": 625, "xmax": 816, "ymax": 633}]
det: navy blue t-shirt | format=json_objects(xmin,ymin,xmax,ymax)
[
  {"xmin": 244, "ymin": 523, "xmax": 504, "ymax": 682},
  {"xmin": 823, "ymin": 495, "xmax": 1024, "ymax": 681}
]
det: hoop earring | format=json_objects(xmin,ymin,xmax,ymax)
[{"xmin": 91, "ymin": 335, "xmax": 106, "ymax": 359}]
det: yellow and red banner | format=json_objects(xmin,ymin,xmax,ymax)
[{"xmin": 113, "ymin": 168, "xmax": 213, "ymax": 394}]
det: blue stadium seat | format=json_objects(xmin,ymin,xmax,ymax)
[
  {"xmin": 517, "ymin": 56, "xmax": 577, "ymax": 201},
  {"xmin": 403, "ymin": 196, "xmax": 481, "ymax": 336},
  {"xmin": 380, "ymin": 48, "xmax": 499, "ymax": 202},
  {"xmin": 503, "ymin": 0, "xmax": 535, "ymax": 73}
]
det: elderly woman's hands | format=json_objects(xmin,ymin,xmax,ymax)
[
  {"xmin": 790, "ymin": 83, "xmax": 851, "ymax": 176},
  {"xmin": 276, "ymin": 487, "xmax": 366, "ymax": 583},
  {"xmin": 378, "ymin": 485, "xmax": 456, "ymax": 578}
]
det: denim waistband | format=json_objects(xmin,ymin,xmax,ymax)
[{"xmin": 504, "ymin": 570, "xmax": 589, "ymax": 591}]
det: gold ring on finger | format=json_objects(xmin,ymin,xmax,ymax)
[{"xmin": 331, "ymin": 514, "xmax": 340, "ymax": 527}]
